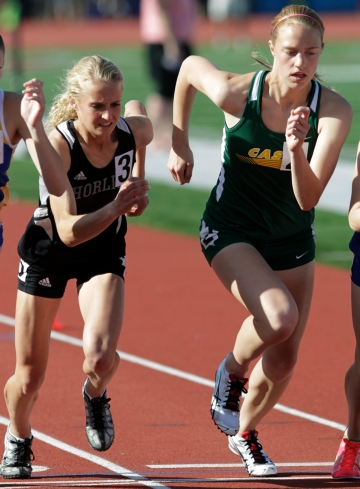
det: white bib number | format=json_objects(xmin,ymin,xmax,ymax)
[
  {"xmin": 280, "ymin": 142, "xmax": 309, "ymax": 171},
  {"xmin": 115, "ymin": 150, "xmax": 134, "ymax": 187}
]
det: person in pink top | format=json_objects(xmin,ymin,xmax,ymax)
[{"xmin": 140, "ymin": 0, "xmax": 196, "ymax": 149}]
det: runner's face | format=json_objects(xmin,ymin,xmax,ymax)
[
  {"xmin": 75, "ymin": 80, "xmax": 122, "ymax": 136},
  {"xmin": 269, "ymin": 24, "xmax": 323, "ymax": 87}
]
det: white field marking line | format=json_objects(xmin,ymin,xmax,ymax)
[
  {"xmin": 0, "ymin": 415, "xmax": 169, "ymax": 489},
  {"xmin": 0, "ymin": 313, "xmax": 347, "ymax": 433},
  {"xmin": 147, "ymin": 462, "xmax": 333, "ymax": 468}
]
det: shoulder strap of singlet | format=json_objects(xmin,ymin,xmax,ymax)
[
  {"xmin": 117, "ymin": 117, "xmax": 131, "ymax": 134},
  {"xmin": 56, "ymin": 120, "xmax": 76, "ymax": 150},
  {"xmin": 307, "ymin": 80, "xmax": 322, "ymax": 132},
  {"xmin": 308, "ymin": 79, "xmax": 321, "ymax": 114},
  {"xmin": 245, "ymin": 70, "xmax": 268, "ymax": 117},
  {"xmin": 248, "ymin": 71, "xmax": 265, "ymax": 102},
  {"xmin": 0, "ymin": 90, "xmax": 17, "ymax": 149},
  {"xmin": 116, "ymin": 117, "xmax": 136, "ymax": 153}
]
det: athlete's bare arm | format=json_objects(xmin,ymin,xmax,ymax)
[
  {"xmin": 124, "ymin": 100, "xmax": 153, "ymax": 179},
  {"xmin": 6, "ymin": 80, "xmax": 69, "ymax": 197},
  {"xmin": 167, "ymin": 55, "xmax": 253, "ymax": 184},
  {"xmin": 3, "ymin": 90, "xmax": 45, "ymax": 177},
  {"xmin": 290, "ymin": 88, "xmax": 352, "ymax": 210},
  {"xmin": 123, "ymin": 100, "xmax": 153, "ymax": 216}
]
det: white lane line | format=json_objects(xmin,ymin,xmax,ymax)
[
  {"xmin": 0, "ymin": 314, "xmax": 14, "ymax": 326},
  {"xmin": 0, "ymin": 476, "xmax": 336, "ymax": 485},
  {"xmin": 0, "ymin": 416, "xmax": 169, "ymax": 489},
  {"xmin": 147, "ymin": 462, "xmax": 333, "ymax": 468},
  {"xmin": 32, "ymin": 465, "xmax": 50, "ymax": 472},
  {"xmin": 0, "ymin": 313, "xmax": 347, "ymax": 433},
  {"xmin": 273, "ymin": 403, "xmax": 345, "ymax": 431},
  {"xmin": 0, "ymin": 483, "xmax": 143, "ymax": 487}
]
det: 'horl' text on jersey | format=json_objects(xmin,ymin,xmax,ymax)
[{"xmin": 73, "ymin": 149, "xmax": 134, "ymax": 200}]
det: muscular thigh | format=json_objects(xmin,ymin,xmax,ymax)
[
  {"xmin": 14, "ymin": 290, "xmax": 60, "ymax": 372},
  {"xmin": 78, "ymin": 273, "xmax": 125, "ymax": 354},
  {"xmin": 211, "ymin": 242, "xmax": 297, "ymax": 322}
]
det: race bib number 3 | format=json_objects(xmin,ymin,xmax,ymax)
[{"xmin": 115, "ymin": 150, "xmax": 134, "ymax": 187}]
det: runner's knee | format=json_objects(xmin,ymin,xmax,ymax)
[
  {"xmin": 260, "ymin": 302, "xmax": 299, "ymax": 344},
  {"xmin": 16, "ymin": 368, "xmax": 45, "ymax": 396},
  {"xmin": 263, "ymin": 351, "xmax": 297, "ymax": 381},
  {"xmin": 85, "ymin": 350, "xmax": 118, "ymax": 377}
]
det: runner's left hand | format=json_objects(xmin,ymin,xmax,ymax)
[
  {"xmin": 286, "ymin": 106, "xmax": 310, "ymax": 153},
  {"xmin": 21, "ymin": 79, "xmax": 45, "ymax": 129}
]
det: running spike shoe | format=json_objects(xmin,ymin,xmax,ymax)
[
  {"xmin": 210, "ymin": 354, "xmax": 248, "ymax": 435},
  {"xmin": 228, "ymin": 430, "xmax": 278, "ymax": 477},
  {"xmin": 83, "ymin": 382, "xmax": 115, "ymax": 451},
  {"xmin": 332, "ymin": 437, "xmax": 360, "ymax": 479},
  {"xmin": 1, "ymin": 428, "xmax": 34, "ymax": 479}
]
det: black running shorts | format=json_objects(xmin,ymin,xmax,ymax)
[
  {"xmin": 17, "ymin": 254, "xmax": 127, "ymax": 299},
  {"xmin": 200, "ymin": 218, "xmax": 315, "ymax": 271}
]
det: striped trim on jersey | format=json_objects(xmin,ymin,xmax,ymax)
[
  {"xmin": 249, "ymin": 70, "xmax": 320, "ymax": 110},
  {"xmin": 117, "ymin": 118, "xmax": 131, "ymax": 133},
  {"xmin": 57, "ymin": 120, "xmax": 75, "ymax": 149}
]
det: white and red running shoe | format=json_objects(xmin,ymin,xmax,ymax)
[
  {"xmin": 210, "ymin": 354, "xmax": 248, "ymax": 436},
  {"xmin": 332, "ymin": 437, "xmax": 360, "ymax": 479},
  {"xmin": 228, "ymin": 430, "xmax": 277, "ymax": 477}
]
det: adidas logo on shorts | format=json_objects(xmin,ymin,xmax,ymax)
[
  {"xmin": 39, "ymin": 277, "xmax": 52, "ymax": 287},
  {"xmin": 74, "ymin": 171, "xmax": 87, "ymax": 180}
]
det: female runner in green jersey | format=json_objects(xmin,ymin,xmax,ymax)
[{"xmin": 167, "ymin": 4, "xmax": 352, "ymax": 477}]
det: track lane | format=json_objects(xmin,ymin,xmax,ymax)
[{"xmin": 0, "ymin": 202, "xmax": 355, "ymax": 488}]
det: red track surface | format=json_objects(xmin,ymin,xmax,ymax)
[{"xmin": 0, "ymin": 201, "xmax": 357, "ymax": 488}]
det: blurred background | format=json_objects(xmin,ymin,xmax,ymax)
[{"xmin": 0, "ymin": 0, "xmax": 359, "ymax": 269}]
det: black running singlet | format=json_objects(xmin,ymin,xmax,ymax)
[{"xmin": 18, "ymin": 118, "xmax": 136, "ymax": 271}]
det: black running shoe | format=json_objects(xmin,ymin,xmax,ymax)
[
  {"xmin": 1, "ymin": 428, "xmax": 34, "ymax": 479},
  {"xmin": 82, "ymin": 382, "xmax": 115, "ymax": 451}
]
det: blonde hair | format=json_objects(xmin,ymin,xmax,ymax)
[
  {"xmin": 46, "ymin": 55, "xmax": 123, "ymax": 131},
  {"xmin": 251, "ymin": 5, "xmax": 324, "ymax": 81}
]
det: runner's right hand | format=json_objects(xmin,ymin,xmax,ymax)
[
  {"xmin": 167, "ymin": 145, "xmax": 194, "ymax": 185},
  {"xmin": 113, "ymin": 177, "xmax": 150, "ymax": 216}
]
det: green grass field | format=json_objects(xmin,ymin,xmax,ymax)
[{"xmin": 4, "ymin": 40, "xmax": 358, "ymax": 270}]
